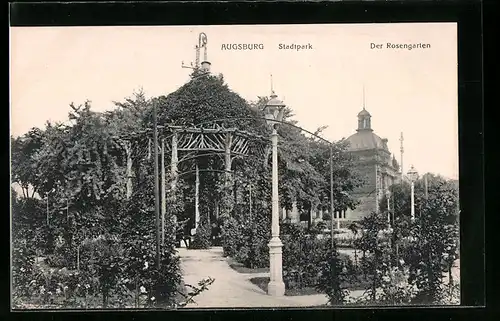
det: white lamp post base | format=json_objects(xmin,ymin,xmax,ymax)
[{"xmin": 267, "ymin": 237, "xmax": 285, "ymax": 296}]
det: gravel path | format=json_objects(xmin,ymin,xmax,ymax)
[{"xmin": 178, "ymin": 247, "xmax": 330, "ymax": 308}]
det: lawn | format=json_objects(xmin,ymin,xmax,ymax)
[
  {"xmin": 227, "ymin": 252, "xmax": 371, "ymax": 296},
  {"xmin": 249, "ymin": 277, "xmax": 319, "ymax": 296},
  {"xmin": 249, "ymin": 276, "xmax": 371, "ymax": 296},
  {"xmin": 226, "ymin": 257, "xmax": 269, "ymax": 274}
]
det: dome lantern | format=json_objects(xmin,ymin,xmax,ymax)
[{"xmin": 357, "ymin": 107, "xmax": 372, "ymax": 132}]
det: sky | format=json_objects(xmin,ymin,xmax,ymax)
[{"xmin": 10, "ymin": 23, "xmax": 458, "ymax": 179}]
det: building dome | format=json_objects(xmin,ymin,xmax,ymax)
[{"xmin": 346, "ymin": 131, "xmax": 388, "ymax": 151}]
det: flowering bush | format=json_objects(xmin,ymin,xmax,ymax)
[
  {"xmin": 241, "ymin": 218, "xmax": 270, "ymax": 268},
  {"xmin": 220, "ymin": 217, "xmax": 242, "ymax": 258},
  {"xmin": 12, "ymin": 238, "xmax": 37, "ymax": 300},
  {"xmin": 281, "ymin": 223, "xmax": 321, "ymax": 289},
  {"xmin": 315, "ymin": 241, "xmax": 349, "ymax": 305},
  {"xmin": 281, "ymin": 223, "xmax": 348, "ymax": 295},
  {"xmin": 106, "ymin": 229, "xmax": 181, "ymax": 308},
  {"xmin": 80, "ymin": 236, "xmax": 124, "ymax": 307},
  {"xmin": 377, "ymin": 265, "xmax": 417, "ymax": 305},
  {"xmin": 220, "ymin": 215, "xmax": 270, "ymax": 269},
  {"xmin": 353, "ymin": 212, "xmax": 394, "ymax": 301}
]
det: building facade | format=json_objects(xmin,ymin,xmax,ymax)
[{"xmin": 343, "ymin": 107, "xmax": 400, "ymax": 221}]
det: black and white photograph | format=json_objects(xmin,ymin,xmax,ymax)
[{"xmin": 10, "ymin": 23, "xmax": 460, "ymax": 309}]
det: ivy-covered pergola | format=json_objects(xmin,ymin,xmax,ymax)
[{"xmin": 118, "ymin": 123, "xmax": 269, "ymax": 242}]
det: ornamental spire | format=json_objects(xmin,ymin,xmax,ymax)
[
  {"xmin": 357, "ymin": 85, "xmax": 372, "ymax": 132},
  {"xmin": 362, "ymin": 84, "xmax": 366, "ymax": 110},
  {"xmin": 181, "ymin": 32, "xmax": 211, "ymax": 74}
]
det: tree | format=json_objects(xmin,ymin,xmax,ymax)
[
  {"xmin": 405, "ymin": 175, "xmax": 459, "ymax": 304},
  {"xmin": 11, "ymin": 127, "xmax": 45, "ymax": 198},
  {"xmin": 30, "ymin": 102, "xmax": 129, "ymax": 257}
]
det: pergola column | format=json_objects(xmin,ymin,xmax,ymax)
[
  {"xmin": 195, "ymin": 163, "xmax": 200, "ymax": 228},
  {"xmin": 170, "ymin": 132, "xmax": 178, "ymax": 191},
  {"xmin": 170, "ymin": 132, "xmax": 179, "ymax": 238},
  {"xmin": 224, "ymin": 133, "xmax": 233, "ymax": 187},
  {"xmin": 221, "ymin": 132, "xmax": 233, "ymax": 218}
]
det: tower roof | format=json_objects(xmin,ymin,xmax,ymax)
[{"xmin": 357, "ymin": 108, "xmax": 371, "ymax": 117}]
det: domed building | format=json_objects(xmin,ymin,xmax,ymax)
[{"xmin": 342, "ymin": 107, "xmax": 400, "ymax": 221}]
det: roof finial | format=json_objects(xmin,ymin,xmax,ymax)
[
  {"xmin": 200, "ymin": 32, "xmax": 208, "ymax": 62},
  {"xmin": 181, "ymin": 32, "xmax": 210, "ymax": 73},
  {"xmin": 362, "ymin": 84, "xmax": 366, "ymax": 110}
]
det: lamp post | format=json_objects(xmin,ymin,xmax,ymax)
[
  {"xmin": 407, "ymin": 165, "xmax": 418, "ymax": 221},
  {"xmin": 263, "ymin": 90, "xmax": 286, "ymax": 297}
]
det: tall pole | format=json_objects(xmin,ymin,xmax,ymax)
[
  {"xmin": 161, "ymin": 138, "xmax": 166, "ymax": 248},
  {"xmin": 153, "ymin": 101, "xmax": 161, "ymax": 270},
  {"xmin": 267, "ymin": 127, "xmax": 285, "ymax": 296},
  {"xmin": 329, "ymin": 144, "xmax": 335, "ymax": 246},
  {"xmin": 410, "ymin": 181, "xmax": 415, "ymax": 220},
  {"xmin": 224, "ymin": 133, "xmax": 233, "ymax": 218}
]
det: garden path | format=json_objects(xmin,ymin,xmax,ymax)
[{"xmin": 178, "ymin": 247, "xmax": 330, "ymax": 308}]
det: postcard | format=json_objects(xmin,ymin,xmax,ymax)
[{"xmin": 10, "ymin": 23, "xmax": 459, "ymax": 309}]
